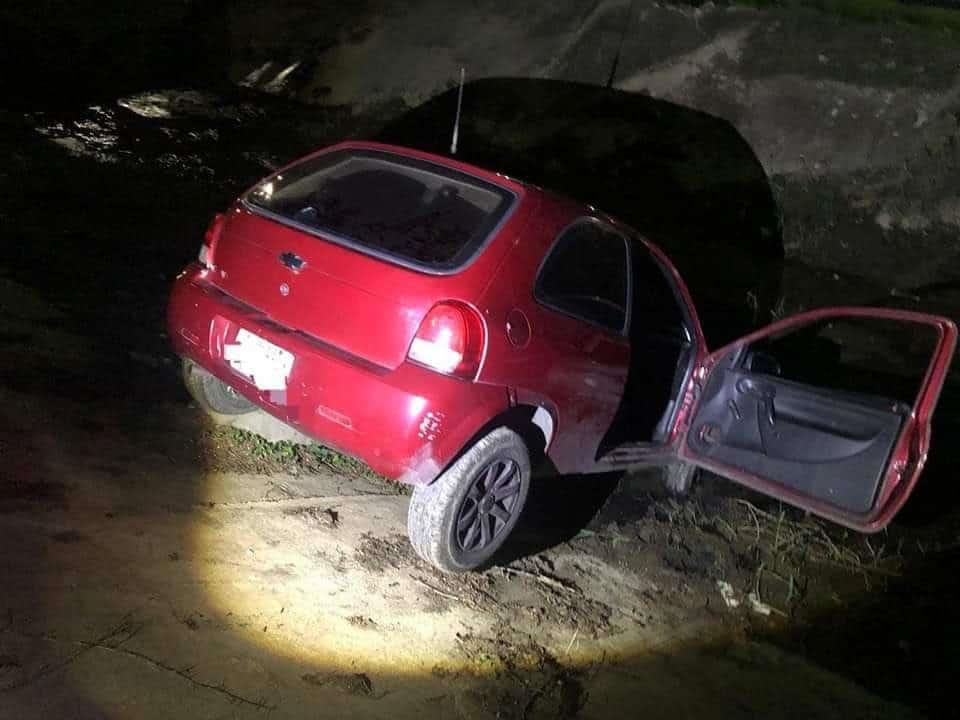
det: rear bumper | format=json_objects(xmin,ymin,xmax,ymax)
[{"xmin": 167, "ymin": 266, "xmax": 509, "ymax": 483}]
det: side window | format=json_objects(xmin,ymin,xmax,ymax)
[{"xmin": 535, "ymin": 220, "xmax": 629, "ymax": 333}]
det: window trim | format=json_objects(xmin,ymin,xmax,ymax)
[{"xmin": 533, "ymin": 217, "xmax": 632, "ymax": 337}]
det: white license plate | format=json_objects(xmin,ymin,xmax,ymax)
[{"xmin": 223, "ymin": 328, "xmax": 294, "ymax": 391}]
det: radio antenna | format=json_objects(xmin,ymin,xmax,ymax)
[{"xmin": 450, "ymin": 66, "xmax": 465, "ymax": 155}]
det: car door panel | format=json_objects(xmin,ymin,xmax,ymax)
[
  {"xmin": 681, "ymin": 308, "xmax": 957, "ymax": 532},
  {"xmin": 688, "ymin": 367, "xmax": 906, "ymax": 514}
]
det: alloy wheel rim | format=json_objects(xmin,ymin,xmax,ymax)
[{"xmin": 454, "ymin": 458, "xmax": 521, "ymax": 553}]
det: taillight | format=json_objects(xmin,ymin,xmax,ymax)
[
  {"xmin": 407, "ymin": 302, "xmax": 485, "ymax": 379},
  {"xmin": 198, "ymin": 213, "xmax": 225, "ymax": 268}
]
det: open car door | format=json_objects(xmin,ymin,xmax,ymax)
[{"xmin": 680, "ymin": 307, "xmax": 957, "ymax": 532}]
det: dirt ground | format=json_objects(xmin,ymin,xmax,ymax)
[
  {"xmin": 3, "ymin": 2, "xmax": 960, "ymax": 718},
  {"xmin": 0, "ymin": 309, "xmax": 935, "ymax": 718},
  {"xmin": 0, "ymin": 112, "xmax": 954, "ymax": 720}
]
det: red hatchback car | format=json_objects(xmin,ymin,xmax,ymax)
[{"xmin": 169, "ymin": 140, "xmax": 956, "ymax": 572}]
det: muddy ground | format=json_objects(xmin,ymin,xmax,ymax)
[{"xmin": 2, "ymin": 3, "xmax": 960, "ymax": 718}]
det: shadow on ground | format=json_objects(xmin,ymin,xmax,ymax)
[{"xmin": 493, "ymin": 469, "xmax": 624, "ymax": 566}]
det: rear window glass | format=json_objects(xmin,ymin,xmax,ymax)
[{"xmin": 245, "ymin": 149, "xmax": 514, "ymax": 271}]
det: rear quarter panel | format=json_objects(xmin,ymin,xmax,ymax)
[{"xmin": 477, "ymin": 195, "xmax": 617, "ymax": 473}]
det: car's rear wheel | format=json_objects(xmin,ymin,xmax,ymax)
[
  {"xmin": 408, "ymin": 427, "xmax": 530, "ymax": 573},
  {"xmin": 181, "ymin": 358, "xmax": 255, "ymax": 416}
]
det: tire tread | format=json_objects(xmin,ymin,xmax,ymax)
[{"xmin": 408, "ymin": 427, "xmax": 529, "ymax": 572}]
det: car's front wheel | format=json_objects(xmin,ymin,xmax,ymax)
[
  {"xmin": 663, "ymin": 461, "xmax": 699, "ymax": 495},
  {"xmin": 407, "ymin": 427, "xmax": 531, "ymax": 573},
  {"xmin": 181, "ymin": 358, "xmax": 256, "ymax": 417}
]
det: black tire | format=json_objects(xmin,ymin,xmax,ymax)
[
  {"xmin": 181, "ymin": 358, "xmax": 255, "ymax": 416},
  {"xmin": 663, "ymin": 462, "xmax": 699, "ymax": 496},
  {"xmin": 408, "ymin": 427, "xmax": 531, "ymax": 573}
]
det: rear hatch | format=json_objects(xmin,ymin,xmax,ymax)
[{"xmin": 207, "ymin": 146, "xmax": 518, "ymax": 369}]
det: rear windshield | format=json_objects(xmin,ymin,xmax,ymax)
[{"xmin": 244, "ymin": 149, "xmax": 515, "ymax": 272}]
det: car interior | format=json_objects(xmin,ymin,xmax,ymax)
[
  {"xmin": 686, "ymin": 319, "xmax": 934, "ymax": 514},
  {"xmin": 598, "ymin": 241, "xmax": 696, "ymax": 458}
]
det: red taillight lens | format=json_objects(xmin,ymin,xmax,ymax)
[
  {"xmin": 198, "ymin": 213, "xmax": 225, "ymax": 268},
  {"xmin": 407, "ymin": 302, "xmax": 485, "ymax": 379}
]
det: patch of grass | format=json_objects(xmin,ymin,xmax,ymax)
[
  {"xmin": 216, "ymin": 426, "xmax": 388, "ymax": 484},
  {"xmin": 739, "ymin": 0, "xmax": 960, "ymax": 35},
  {"xmin": 230, "ymin": 428, "xmax": 299, "ymax": 463},
  {"xmin": 305, "ymin": 443, "xmax": 368, "ymax": 475},
  {"xmin": 649, "ymin": 490, "xmax": 909, "ymax": 616}
]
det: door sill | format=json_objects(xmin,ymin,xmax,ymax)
[{"xmin": 596, "ymin": 441, "xmax": 675, "ymax": 469}]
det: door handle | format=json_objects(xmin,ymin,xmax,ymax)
[
  {"xmin": 737, "ymin": 377, "xmax": 778, "ymax": 435},
  {"xmin": 736, "ymin": 377, "xmax": 776, "ymax": 399}
]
